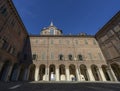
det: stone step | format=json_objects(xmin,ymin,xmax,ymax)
[{"xmin": 0, "ymin": 81, "xmax": 120, "ymax": 91}]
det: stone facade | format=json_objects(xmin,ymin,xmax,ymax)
[
  {"xmin": 0, "ymin": 0, "xmax": 119, "ymax": 82},
  {"xmin": 95, "ymin": 11, "xmax": 120, "ymax": 81},
  {"xmin": 26, "ymin": 23, "xmax": 116, "ymax": 82},
  {"xmin": 0, "ymin": 0, "xmax": 28, "ymax": 81}
]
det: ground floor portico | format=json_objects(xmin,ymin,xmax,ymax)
[
  {"xmin": 34, "ymin": 64, "xmax": 116, "ymax": 82},
  {"xmin": 0, "ymin": 61, "xmax": 120, "ymax": 82}
]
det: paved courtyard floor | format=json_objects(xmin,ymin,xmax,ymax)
[{"xmin": 0, "ymin": 81, "xmax": 120, "ymax": 91}]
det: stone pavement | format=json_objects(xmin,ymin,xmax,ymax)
[{"xmin": 0, "ymin": 81, "xmax": 120, "ymax": 91}]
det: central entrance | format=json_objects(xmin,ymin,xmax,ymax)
[
  {"xmin": 69, "ymin": 64, "xmax": 76, "ymax": 81},
  {"xmin": 49, "ymin": 64, "xmax": 56, "ymax": 81},
  {"xmin": 39, "ymin": 64, "xmax": 45, "ymax": 81},
  {"xmin": 59, "ymin": 64, "xmax": 66, "ymax": 81}
]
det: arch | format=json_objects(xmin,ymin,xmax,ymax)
[
  {"xmin": 101, "ymin": 65, "xmax": 110, "ymax": 81},
  {"xmin": 10, "ymin": 63, "xmax": 19, "ymax": 81},
  {"xmin": 18, "ymin": 64, "xmax": 26, "ymax": 81},
  {"xmin": 80, "ymin": 64, "xmax": 88, "ymax": 81},
  {"xmin": 28, "ymin": 64, "xmax": 36, "ymax": 81},
  {"xmin": 69, "ymin": 64, "xmax": 76, "ymax": 81},
  {"xmin": 39, "ymin": 64, "xmax": 46, "ymax": 81},
  {"xmin": 91, "ymin": 64, "xmax": 100, "ymax": 81},
  {"xmin": 49, "ymin": 64, "xmax": 55, "ymax": 81},
  {"xmin": 111, "ymin": 63, "xmax": 120, "ymax": 81},
  {"xmin": 59, "ymin": 64, "xmax": 66, "ymax": 80},
  {"xmin": 0, "ymin": 61, "xmax": 11, "ymax": 81}
]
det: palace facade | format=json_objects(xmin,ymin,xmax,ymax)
[{"xmin": 0, "ymin": 0, "xmax": 120, "ymax": 82}]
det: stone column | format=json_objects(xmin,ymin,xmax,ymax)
[
  {"xmin": 15, "ymin": 66, "xmax": 21, "ymax": 81},
  {"xmin": 24, "ymin": 68, "xmax": 29, "ymax": 81},
  {"xmin": 76, "ymin": 68, "xmax": 80, "ymax": 81},
  {"xmin": 26, "ymin": 68, "xmax": 30, "ymax": 81},
  {"xmin": 87, "ymin": 67, "xmax": 95, "ymax": 81},
  {"xmin": 98, "ymin": 67, "xmax": 106, "ymax": 81},
  {"xmin": 35, "ymin": 66, "xmax": 39, "ymax": 81},
  {"xmin": 5, "ymin": 64, "xmax": 14, "ymax": 81},
  {"xmin": 106, "ymin": 68, "xmax": 114, "ymax": 81},
  {"xmin": 45, "ymin": 67, "xmax": 49, "ymax": 81},
  {"xmin": 56, "ymin": 68, "xmax": 59, "ymax": 81},
  {"xmin": 66, "ymin": 68, "xmax": 70, "ymax": 81},
  {"xmin": 108, "ymin": 66, "xmax": 118, "ymax": 81}
]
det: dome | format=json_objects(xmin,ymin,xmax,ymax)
[{"xmin": 40, "ymin": 22, "xmax": 63, "ymax": 35}]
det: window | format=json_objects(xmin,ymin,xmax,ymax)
[
  {"xmin": 98, "ymin": 53, "xmax": 103, "ymax": 60},
  {"xmin": 42, "ymin": 52, "xmax": 45, "ymax": 60},
  {"xmin": 68, "ymin": 54, "xmax": 73, "ymax": 61},
  {"xmin": 36, "ymin": 39, "xmax": 38, "ymax": 43},
  {"xmin": 50, "ymin": 29, "xmax": 54, "ymax": 35},
  {"xmin": 51, "ymin": 40, "xmax": 53, "ymax": 44},
  {"xmin": 85, "ymin": 39, "xmax": 88, "ymax": 44},
  {"xmin": 93, "ymin": 40, "xmax": 97, "ymax": 45},
  {"xmin": 59, "ymin": 54, "xmax": 64, "ymax": 61},
  {"xmin": 88, "ymin": 53, "xmax": 92, "ymax": 60},
  {"xmin": 67, "ymin": 40, "xmax": 69, "ymax": 44},
  {"xmin": 78, "ymin": 54, "xmax": 83, "ymax": 61},
  {"xmin": 114, "ymin": 25, "xmax": 120, "ymax": 32},
  {"xmin": 2, "ymin": 39, "xmax": 9, "ymax": 50},
  {"xmin": 43, "ymin": 39, "xmax": 46, "ymax": 44},
  {"xmin": 105, "ymin": 51, "xmax": 111, "ymax": 58},
  {"xmin": 59, "ymin": 40, "xmax": 61, "ymax": 44},
  {"xmin": 32, "ymin": 54, "xmax": 37, "ymax": 60},
  {"xmin": 107, "ymin": 30, "xmax": 115, "ymax": 38},
  {"xmin": 76, "ymin": 40, "xmax": 78, "ymax": 45},
  {"xmin": 57, "ymin": 31, "xmax": 60, "ymax": 35},
  {"xmin": 100, "ymin": 35, "xmax": 108, "ymax": 42},
  {"xmin": 0, "ymin": 5, "xmax": 7, "ymax": 16},
  {"xmin": 11, "ymin": 19, "xmax": 15, "ymax": 27},
  {"xmin": 51, "ymin": 52, "xmax": 54, "ymax": 59},
  {"xmin": 11, "ymin": 47, "xmax": 16, "ymax": 55}
]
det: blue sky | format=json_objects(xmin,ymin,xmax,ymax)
[{"xmin": 12, "ymin": 0, "xmax": 120, "ymax": 35}]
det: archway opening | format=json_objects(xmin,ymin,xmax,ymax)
[
  {"xmin": 91, "ymin": 65, "xmax": 100, "ymax": 81},
  {"xmin": 0, "ymin": 61, "xmax": 11, "ymax": 81},
  {"xmin": 59, "ymin": 64, "xmax": 66, "ymax": 81},
  {"xmin": 111, "ymin": 63, "xmax": 120, "ymax": 81},
  {"xmin": 28, "ymin": 64, "xmax": 36, "ymax": 81},
  {"xmin": 80, "ymin": 64, "xmax": 88, "ymax": 81},
  {"xmin": 101, "ymin": 65, "xmax": 110, "ymax": 81},
  {"xmin": 10, "ymin": 63, "xmax": 19, "ymax": 81},
  {"xmin": 69, "ymin": 64, "xmax": 76, "ymax": 81},
  {"xmin": 18, "ymin": 64, "xmax": 25, "ymax": 81},
  {"xmin": 49, "ymin": 64, "xmax": 55, "ymax": 81},
  {"xmin": 39, "ymin": 64, "xmax": 45, "ymax": 81}
]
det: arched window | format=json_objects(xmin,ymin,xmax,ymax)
[
  {"xmin": 59, "ymin": 54, "xmax": 64, "ymax": 61},
  {"xmin": 50, "ymin": 29, "xmax": 54, "ymax": 35},
  {"xmin": 68, "ymin": 54, "xmax": 73, "ymax": 61},
  {"xmin": 78, "ymin": 54, "xmax": 83, "ymax": 61}
]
